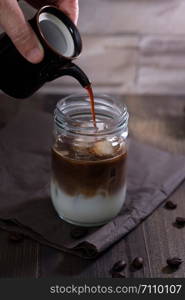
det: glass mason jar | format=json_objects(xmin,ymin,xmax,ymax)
[{"xmin": 51, "ymin": 94, "xmax": 129, "ymax": 227}]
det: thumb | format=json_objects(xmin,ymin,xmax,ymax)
[
  {"xmin": 58, "ymin": 0, "xmax": 79, "ymax": 25},
  {"xmin": 0, "ymin": 0, "xmax": 44, "ymax": 63}
]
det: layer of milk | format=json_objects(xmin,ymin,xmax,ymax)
[{"xmin": 51, "ymin": 178, "xmax": 126, "ymax": 226}]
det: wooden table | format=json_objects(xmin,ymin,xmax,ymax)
[{"xmin": 0, "ymin": 94, "xmax": 185, "ymax": 278}]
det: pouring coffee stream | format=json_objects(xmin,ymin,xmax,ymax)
[
  {"xmin": 0, "ymin": 5, "xmax": 96, "ymax": 126},
  {"xmin": 85, "ymin": 85, "xmax": 96, "ymax": 127}
]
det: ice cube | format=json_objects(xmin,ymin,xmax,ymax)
[
  {"xmin": 93, "ymin": 140, "xmax": 113, "ymax": 156},
  {"xmin": 60, "ymin": 151, "xmax": 69, "ymax": 157},
  {"xmin": 72, "ymin": 137, "xmax": 91, "ymax": 157},
  {"xmin": 79, "ymin": 121, "xmax": 107, "ymax": 132},
  {"xmin": 96, "ymin": 122, "xmax": 106, "ymax": 131},
  {"xmin": 80, "ymin": 121, "xmax": 94, "ymax": 128},
  {"xmin": 106, "ymin": 137, "xmax": 127, "ymax": 154}
]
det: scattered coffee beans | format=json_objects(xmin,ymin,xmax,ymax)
[
  {"xmin": 111, "ymin": 260, "xmax": 127, "ymax": 273},
  {"xmin": 9, "ymin": 233, "xmax": 24, "ymax": 243},
  {"xmin": 71, "ymin": 227, "xmax": 88, "ymax": 239},
  {"xmin": 167, "ymin": 257, "xmax": 183, "ymax": 268},
  {"xmin": 175, "ymin": 217, "xmax": 185, "ymax": 227},
  {"xmin": 132, "ymin": 257, "xmax": 144, "ymax": 269},
  {"xmin": 164, "ymin": 201, "xmax": 177, "ymax": 210},
  {"xmin": 112, "ymin": 272, "xmax": 125, "ymax": 278}
]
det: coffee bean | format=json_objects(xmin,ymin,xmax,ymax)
[
  {"xmin": 132, "ymin": 257, "xmax": 144, "ymax": 269},
  {"xmin": 175, "ymin": 217, "xmax": 185, "ymax": 227},
  {"xmin": 9, "ymin": 233, "xmax": 24, "ymax": 243},
  {"xmin": 71, "ymin": 227, "xmax": 88, "ymax": 239},
  {"xmin": 167, "ymin": 257, "xmax": 183, "ymax": 268},
  {"xmin": 112, "ymin": 272, "xmax": 125, "ymax": 278},
  {"xmin": 164, "ymin": 201, "xmax": 177, "ymax": 210},
  {"xmin": 111, "ymin": 260, "xmax": 127, "ymax": 272}
]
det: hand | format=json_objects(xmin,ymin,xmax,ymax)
[
  {"xmin": 26, "ymin": 1, "xmax": 79, "ymax": 25},
  {"xmin": 0, "ymin": 0, "xmax": 79, "ymax": 64}
]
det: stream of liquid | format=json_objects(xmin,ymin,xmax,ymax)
[{"xmin": 85, "ymin": 85, "xmax": 96, "ymax": 128}]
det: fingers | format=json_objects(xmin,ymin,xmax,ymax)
[
  {"xmin": 0, "ymin": 0, "xmax": 44, "ymax": 63},
  {"xmin": 26, "ymin": 0, "xmax": 57, "ymax": 9},
  {"xmin": 58, "ymin": 0, "xmax": 79, "ymax": 24},
  {"xmin": 26, "ymin": 0, "xmax": 79, "ymax": 24}
]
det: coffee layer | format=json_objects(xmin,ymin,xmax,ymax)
[{"xmin": 52, "ymin": 138, "xmax": 127, "ymax": 197}]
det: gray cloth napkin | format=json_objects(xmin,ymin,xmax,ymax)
[{"xmin": 0, "ymin": 111, "xmax": 185, "ymax": 259}]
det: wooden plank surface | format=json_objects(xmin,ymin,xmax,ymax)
[{"xmin": 0, "ymin": 94, "xmax": 185, "ymax": 278}]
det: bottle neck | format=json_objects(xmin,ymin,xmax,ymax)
[{"xmin": 54, "ymin": 94, "xmax": 129, "ymax": 138}]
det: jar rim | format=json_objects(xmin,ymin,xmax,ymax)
[{"xmin": 54, "ymin": 94, "xmax": 129, "ymax": 136}]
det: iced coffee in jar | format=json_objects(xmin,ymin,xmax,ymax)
[{"xmin": 51, "ymin": 94, "xmax": 129, "ymax": 227}]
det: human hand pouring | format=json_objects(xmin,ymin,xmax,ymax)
[{"xmin": 0, "ymin": 2, "xmax": 90, "ymax": 98}]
